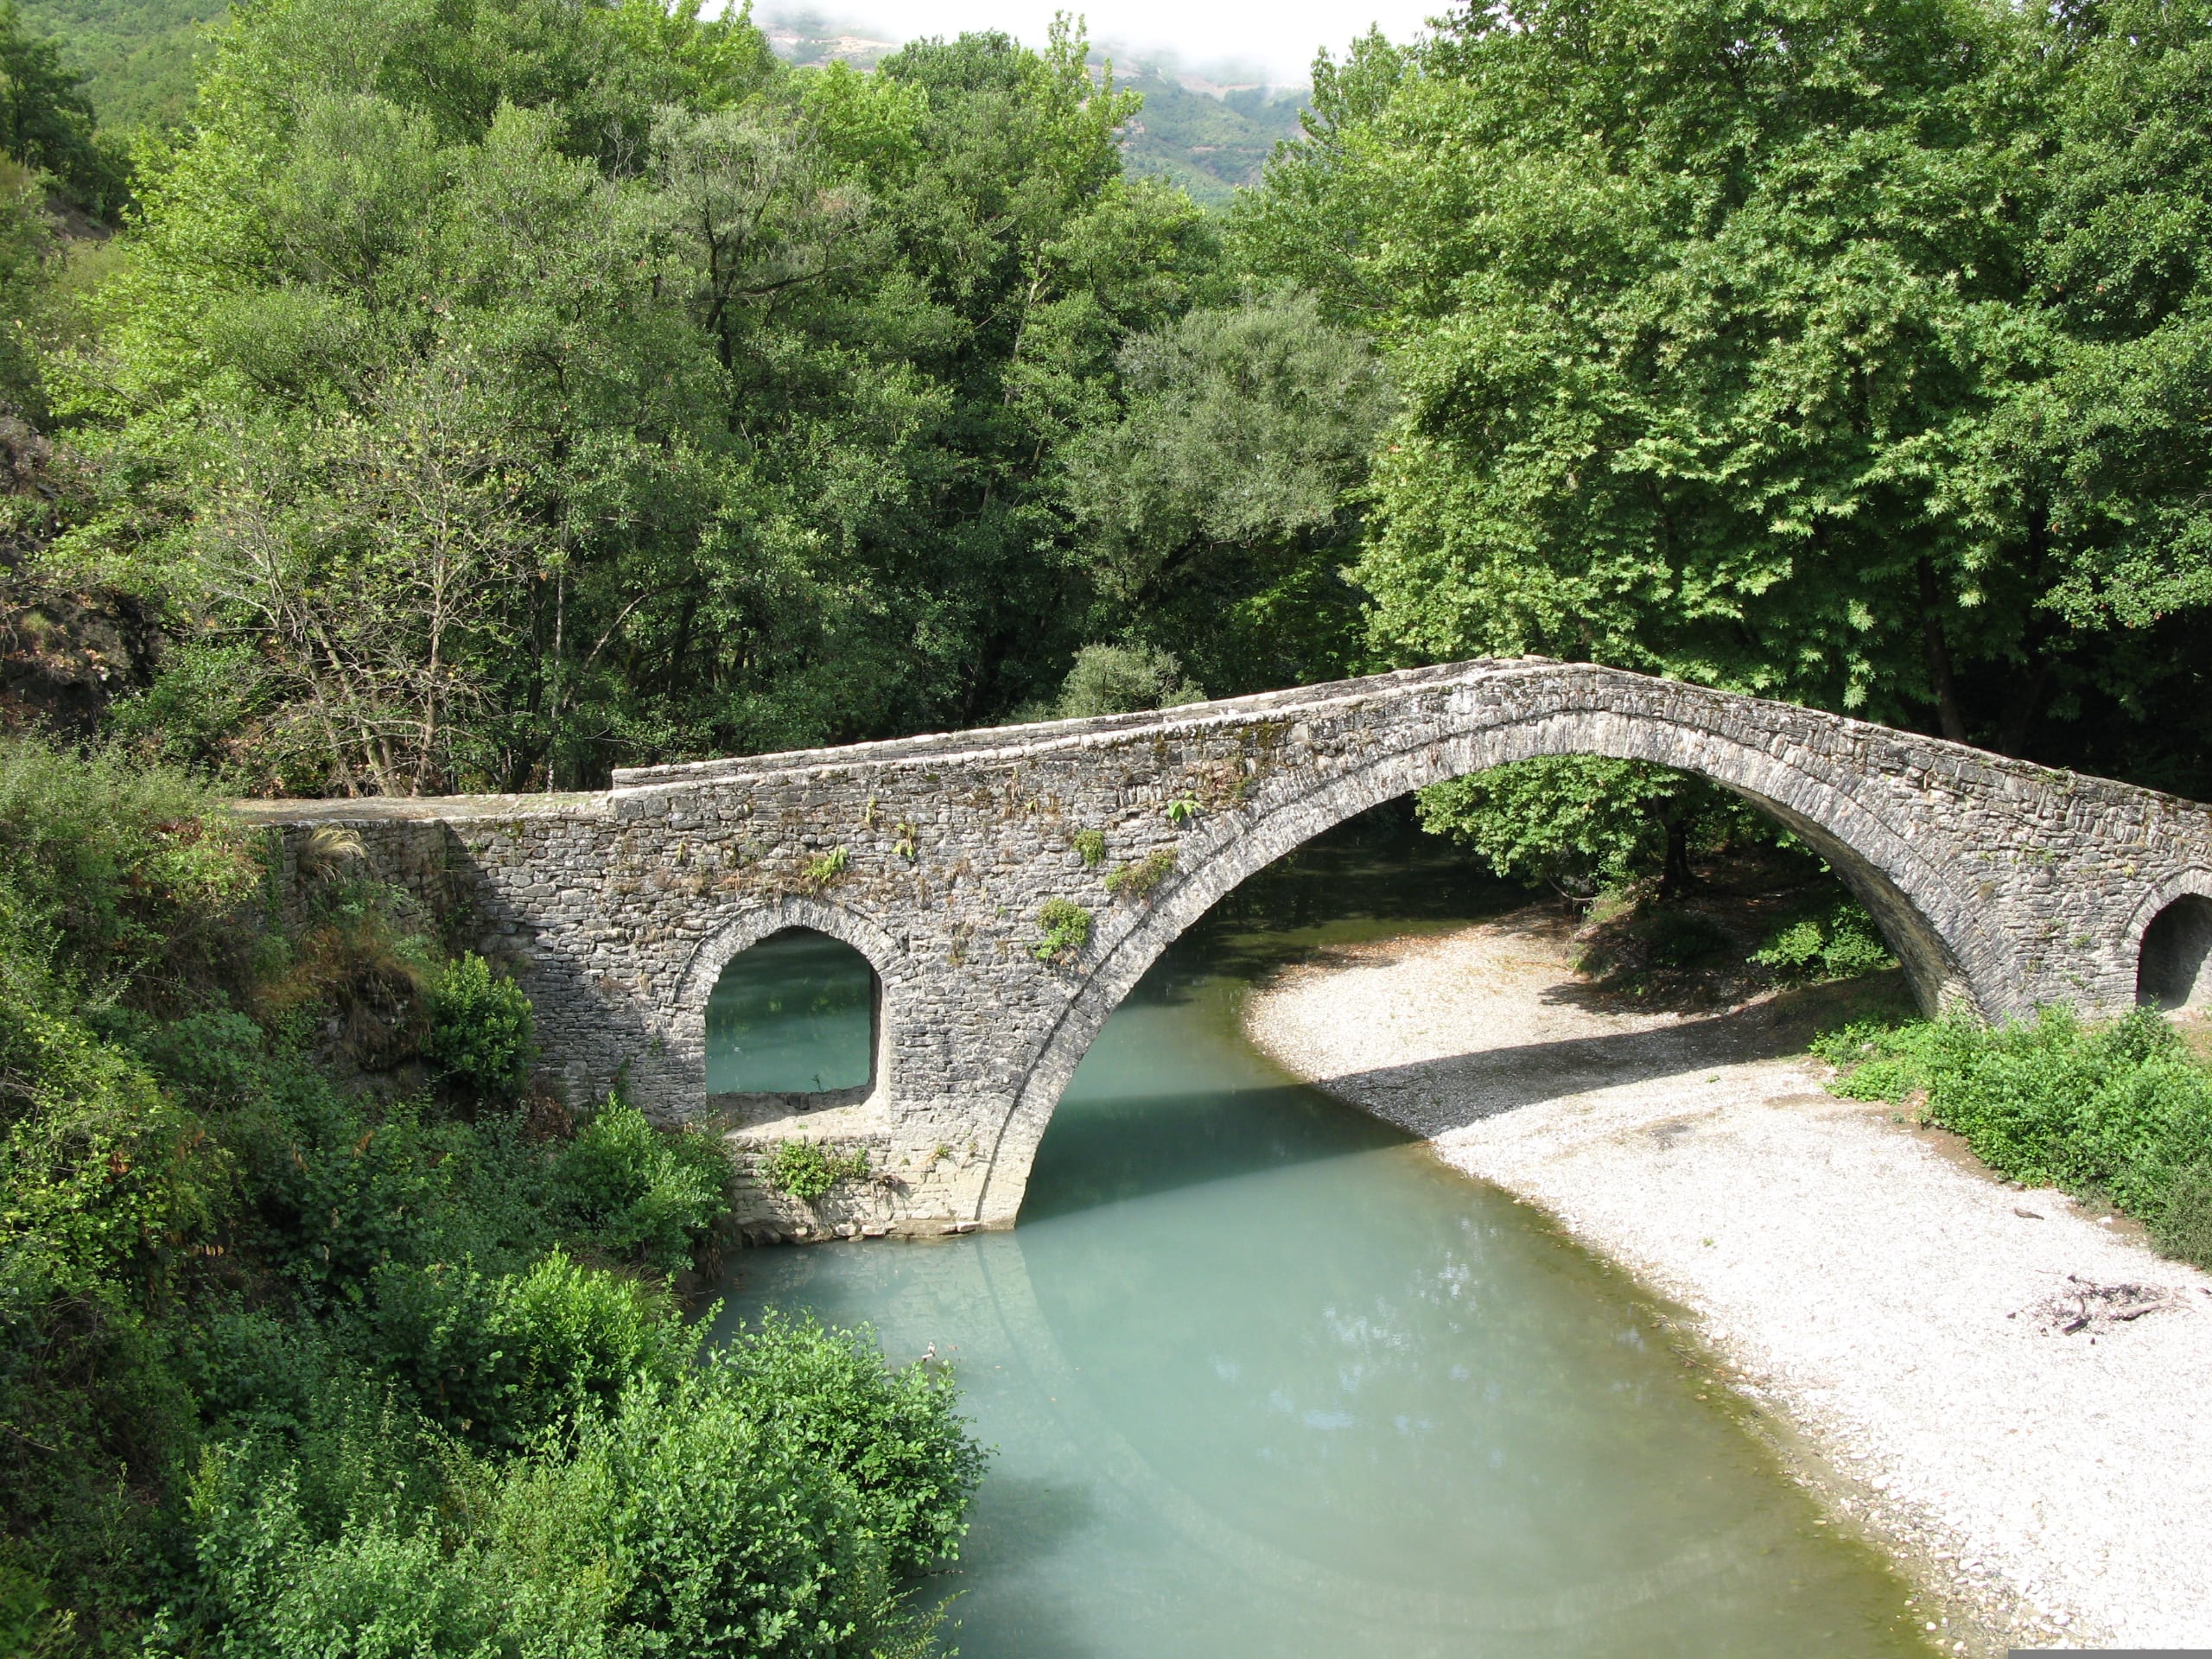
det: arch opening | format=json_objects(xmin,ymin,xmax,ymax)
[
  {"xmin": 2137, "ymin": 895, "xmax": 2212, "ymax": 1011},
  {"xmin": 979, "ymin": 720, "xmax": 1990, "ymax": 1226},
  {"xmin": 705, "ymin": 926, "xmax": 880, "ymax": 1098}
]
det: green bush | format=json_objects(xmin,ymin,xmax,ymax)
[
  {"xmin": 554, "ymin": 1098, "xmax": 731, "ymax": 1274},
  {"xmin": 762, "ymin": 1139, "xmax": 871, "ymax": 1204},
  {"xmin": 0, "ymin": 735, "xmax": 262, "ymax": 1006},
  {"xmin": 1049, "ymin": 644, "xmax": 1205, "ymax": 718},
  {"xmin": 1033, "ymin": 897, "xmax": 1092, "ymax": 960},
  {"xmin": 1071, "ymin": 829, "xmax": 1107, "ymax": 866},
  {"xmin": 715, "ymin": 1311, "xmax": 986, "ymax": 1578},
  {"xmin": 168, "ymin": 1321, "xmax": 980, "ymax": 1658},
  {"xmin": 1104, "ymin": 848, "xmax": 1176, "ymax": 901},
  {"xmin": 369, "ymin": 1250, "xmax": 695, "ymax": 1446},
  {"xmin": 1817, "ymin": 1007, "xmax": 2212, "ymax": 1264},
  {"xmin": 423, "ymin": 952, "xmax": 535, "ymax": 1099},
  {"xmin": 1753, "ymin": 899, "xmax": 1894, "ymax": 982}
]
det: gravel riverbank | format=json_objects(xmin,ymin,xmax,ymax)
[{"xmin": 1243, "ymin": 908, "xmax": 2212, "ymax": 1655}]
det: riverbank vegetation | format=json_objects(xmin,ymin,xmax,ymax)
[
  {"xmin": 0, "ymin": 734, "xmax": 982, "ymax": 1653},
  {"xmin": 1817, "ymin": 1011, "xmax": 2212, "ymax": 1268}
]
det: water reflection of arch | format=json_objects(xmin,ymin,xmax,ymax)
[
  {"xmin": 943, "ymin": 1227, "xmax": 1788, "ymax": 1645},
  {"xmin": 664, "ymin": 896, "xmax": 906, "ymax": 1108},
  {"xmin": 979, "ymin": 707, "xmax": 2004, "ymax": 1224}
]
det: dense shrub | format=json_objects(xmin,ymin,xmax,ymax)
[
  {"xmin": 424, "ymin": 951, "xmax": 536, "ymax": 1098},
  {"xmin": 762, "ymin": 1139, "xmax": 871, "ymax": 1203},
  {"xmin": 716, "ymin": 1313, "xmax": 986, "ymax": 1578},
  {"xmin": 0, "ymin": 737, "xmax": 262, "ymax": 1002},
  {"xmin": 0, "ymin": 739, "xmax": 976, "ymax": 1653},
  {"xmin": 369, "ymin": 1251, "xmax": 696, "ymax": 1446},
  {"xmin": 554, "ymin": 1098, "xmax": 732, "ymax": 1274},
  {"xmin": 1818, "ymin": 1007, "xmax": 2212, "ymax": 1264},
  {"xmin": 1752, "ymin": 899, "xmax": 1895, "ymax": 982},
  {"xmin": 163, "ymin": 1325, "xmax": 978, "ymax": 1659}
]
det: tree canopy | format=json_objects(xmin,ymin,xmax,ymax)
[{"xmin": 1236, "ymin": 0, "xmax": 2212, "ymax": 794}]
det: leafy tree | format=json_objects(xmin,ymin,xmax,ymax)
[
  {"xmin": 60, "ymin": 0, "xmax": 1236, "ymax": 790},
  {"xmin": 1416, "ymin": 757, "xmax": 1748, "ymax": 898},
  {"xmin": 1039, "ymin": 642, "xmax": 1203, "ymax": 718},
  {"xmin": 1063, "ymin": 291, "xmax": 1392, "ymax": 694},
  {"xmin": 0, "ymin": 0, "xmax": 126, "ymax": 213},
  {"xmin": 1236, "ymin": 0, "xmax": 2212, "ymax": 796}
]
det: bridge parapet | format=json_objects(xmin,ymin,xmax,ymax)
[{"xmin": 236, "ymin": 658, "xmax": 2212, "ymax": 1236}]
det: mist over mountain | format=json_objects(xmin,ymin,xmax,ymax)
[{"xmin": 762, "ymin": 7, "xmax": 1306, "ymax": 206}]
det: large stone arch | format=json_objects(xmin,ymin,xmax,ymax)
[
  {"xmin": 972, "ymin": 703, "xmax": 2005, "ymax": 1225},
  {"xmin": 658, "ymin": 895, "xmax": 910, "ymax": 1113}
]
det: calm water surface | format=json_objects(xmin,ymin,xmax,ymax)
[{"xmin": 710, "ymin": 816, "xmax": 1935, "ymax": 1659}]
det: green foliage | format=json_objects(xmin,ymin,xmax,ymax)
[
  {"xmin": 803, "ymin": 845, "xmax": 852, "ymax": 890},
  {"xmin": 0, "ymin": 0, "xmax": 128, "ymax": 213},
  {"xmin": 1062, "ymin": 294, "xmax": 1392, "ymax": 696},
  {"xmin": 167, "ymin": 1319, "xmax": 978, "ymax": 1658},
  {"xmin": 0, "ymin": 743, "xmax": 974, "ymax": 1652},
  {"xmin": 554, "ymin": 1098, "xmax": 731, "ymax": 1275},
  {"xmin": 1753, "ymin": 900, "xmax": 1897, "ymax": 983},
  {"xmin": 368, "ymin": 1250, "xmax": 695, "ymax": 1447},
  {"xmin": 710, "ymin": 1310, "xmax": 985, "ymax": 1578},
  {"xmin": 1070, "ymin": 827, "xmax": 1106, "ymax": 866},
  {"xmin": 54, "ymin": 0, "xmax": 1235, "ymax": 790},
  {"xmin": 760, "ymin": 1138, "xmax": 870, "ymax": 1204},
  {"xmin": 423, "ymin": 950, "xmax": 534, "ymax": 1099},
  {"xmin": 1817, "ymin": 1008, "xmax": 2212, "ymax": 1263},
  {"xmin": 1164, "ymin": 797, "xmax": 1199, "ymax": 826},
  {"xmin": 1104, "ymin": 847, "xmax": 1176, "ymax": 901},
  {"xmin": 1032, "ymin": 896, "xmax": 1092, "ymax": 959},
  {"xmin": 1237, "ymin": 0, "xmax": 2212, "ymax": 794},
  {"xmin": 0, "ymin": 734, "xmax": 258, "ymax": 1002},
  {"xmin": 1045, "ymin": 643, "xmax": 1205, "ymax": 719},
  {"xmin": 1418, "ymin": 757, "xmax": 1756, "ymax": 897}
]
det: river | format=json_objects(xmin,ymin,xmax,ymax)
[{"xmin": 709, "ymin": 811, "xmax": 1936, "ymax": 1658}]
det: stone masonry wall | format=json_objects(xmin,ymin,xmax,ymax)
[{"xmin": 237, "ymin": 658, "xmax": 2212, "ymax": 1236}]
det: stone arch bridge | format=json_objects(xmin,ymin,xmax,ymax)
[{"xmin": 244, "ymin": 659, "xmax": 2212, "ymax": 1237}]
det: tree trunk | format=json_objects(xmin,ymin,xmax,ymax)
[
  {"xmin": 1916, "ymin": 558, "xmax": 1969, "ymax": 745},
  {"xmin": 1659, "ymin": 811, "xmax": 1695, "ymax": 899}
]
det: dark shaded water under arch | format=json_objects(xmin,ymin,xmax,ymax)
[{"xmin": 710, "ymin": 815, "xmax": 1936, "ymax": 1658}]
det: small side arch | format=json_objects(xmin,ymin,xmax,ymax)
[
  {"xmin": 974, "ymin": 707, "xmax": 2004, "ymax": 1224},
  {"xmin": 659, "ymin": 896, "xmax": 908, "ymax": 1112},
  {"xmin": 2128, "ymin": 868, "xmax": 2212, "ymax": 1011}
]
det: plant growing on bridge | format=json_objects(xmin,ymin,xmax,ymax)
[
  {"xmin": 1071, "ymin": 828, "xmax": 1107, "ymax": 866},
  {"xmin": 760, "ymin": 1138, "xmax": 870, "ymax": 1204},
  {"xmin": 1033, "ymin": 898, "xmax": 1092, "ymax": 960},
  {"xmin": 1104, "ymin": 848, "xmax": 1176, "ymax": 902},
  {"xmin": 1166, "ymin": 798, "xmax": 1200, "ymax": 827},
  {"xmin": 799, "ymin": 845, "xmax": 849, "ymax": 891}
]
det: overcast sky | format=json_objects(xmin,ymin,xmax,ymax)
[{"xmin": 762, "ymin": 2, "xmax": 1445, "ymax": 87}]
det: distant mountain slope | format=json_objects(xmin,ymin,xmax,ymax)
[
  {"xmin": 16, "ymin": 0, "xmax": 1310, "ymax": 197},
  {"xmin": 762, "ymin": 9, "xmax": 1306, "ymax": 207},
  {"xmin": 17, "ymin": 0, "xmax": 222, "ymax": 130}
]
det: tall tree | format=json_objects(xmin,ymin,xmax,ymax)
[{"xmin": 1234, "ymin": 0, "xmax": 2212, "ymax": 793}]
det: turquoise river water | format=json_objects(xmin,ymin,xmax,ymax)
[{"xmin": 709, "ymin": 817, "xmax": 1937, "ymax": 1658}]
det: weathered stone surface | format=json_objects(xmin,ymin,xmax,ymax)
[{"xmin": 233, "ymin": 658, "xmax": 2212, "ymax": 1231}]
